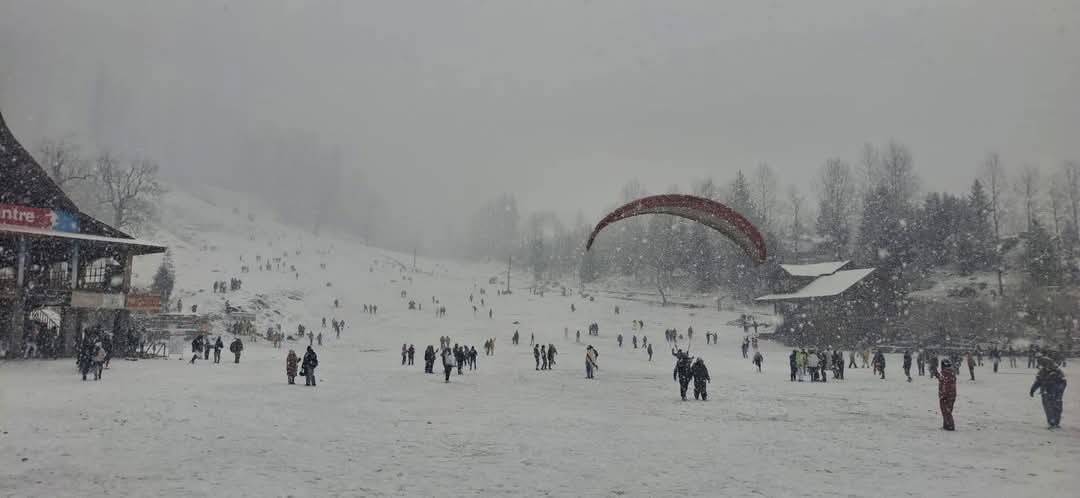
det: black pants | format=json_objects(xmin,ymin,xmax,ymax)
[
  {"xmin": 993, "ymin": 361, "xmax": 999, "ymax": 373},
  {"xmin": 679, "ymin": 379, "xmax": 690, "ymax": 400},
  {"xmin": 234, "ymin": 353, "xmax": 240, "ymax": 364},
  {"xmin": 535, "ymin": 357, "xmax": 540, "ymax": 370},
  {"xmin": 1042, "ymin": 388, "xmax": 1065, "ymax": 427},
  {"xmin": 790, "ymin": 365, "xmax": 797, "ymax": 381},
  {"xmin": 904, "ymin": 366, "xmax": 911, "ymax": 379},
  {"xmin": 408, "ymin": 356, "xmax": 414, "ymax": 366},
  {"xmin": 917, "ymin": 362, "xmax": 925, "ymax": 376},
  {"xmin": 940, "ymin": 395, "xmax": 955, "ymax": 430},
  {"xmin": 968, "ymin": 366, "xmax": 975, "ymax": 381},
  {"xmin": 849, "ymin": 358, "xmax": 857, "ymax": 368},
  {"xmin": 693, "ymin": 380, "xmax": 707, "ymax": 400},
  {"xmin": 930, "ymin": 367, "xmax": 939, "ymax": 379},
  {"xmin": 425, "ymin": 360, "xmax": 434, "ymax": 373},
  {"xmin": 444, "ymin": 365, "xmax": 452, "ymax": 382},
  {"xmin": 214, "ymin": 350, "xmax": 221, "ymax": 363},
  {"xmin": 836, "ymin": 366, "xmax": 844, "ymax": 380}
]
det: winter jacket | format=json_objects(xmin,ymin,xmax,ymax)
[
  {"xmin": 214, "ymin": 338, "xmax": 224, "ymax": 351},
  {"xmin": 690, "ymin": 359, "xmax": 710, "ymax": 382},
  {"xmin": 673, "ymin": 356, "xmax": 692, "ymax": 382},
  {"xmin": 93, "ymin": 344, "xmax": 107, "ymax": 363},
  {"xmin": 286, "ymin": 352, "xmax": 299, "ymax": 376},
  {"xmin": 1030, "ymin": 366, "xmax": 1067, "ymax": 397},
  {"xmin": 586, "ymin": 348, "xmax": 599, "ymax": 368},
  {"xmin": 442, "ymin": 349, "xmax": 456, "ymax": 367},
  {"xmin": 230, "ymin": 339, "xmax": 243, "ymax": 354},
  {"xmin": 302, "ymin": 348, "xmax": 318, "ymax": 370},
  {"xmin": 938, "ymin": 367, "xmax": 957, "ymax": 400},
  {"xmin": 903, "ymin": 353, "xmax": 912, "ymax": 368}
]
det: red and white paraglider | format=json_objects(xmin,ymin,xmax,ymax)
[{"xmin": 585, "ymin": 194, "xmax": 767, "ymax": 265}]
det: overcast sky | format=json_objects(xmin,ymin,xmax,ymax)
[{"xmin": 2, "ymin": 0, "xmax": 1077, "ymax": 237}]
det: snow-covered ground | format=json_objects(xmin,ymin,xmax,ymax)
[{"xmin": 2, "ymin": 186, "xmax": 1079, "ymax": 497}]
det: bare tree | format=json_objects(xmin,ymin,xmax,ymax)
[
  {"xmin": 1048, "ymin": 174, "xmax": 1066, "ymax": 237},
  {"xmin": 787, "ymin": 184, "xmax": 805, "ymax": 260},
  {"xmin": 878, "ymin": 141, "xmax": 919, "ymax": 206},
  {"xmin": 981, "ymin": 152, "xmax": 1006, "ymax": 240},
  {"xmin": 95, "ymin": 151, "xmax": 164, "ymax": 231},
  {"xmin": 815, "ymin": 158, "xmax": 856, "ymax": 258},
  {"xmin": 1016, "ymin": 164, "xmax": 1041, "ymax": 232},
  {"xmin": 37, "ymin": 138, "xmax": 91, "ymax": 189},
  {"xmin": 1063, "ymin": 160, "xmax": 1080, "ymax": 237},
  {"xmin": 753, "ymin": 162, "xmax": 777, "ymax": 228}
]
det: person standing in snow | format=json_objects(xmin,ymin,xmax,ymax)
[
  {"xmin": 317, "ymin": 332, "xmax": 323, "ymax": 346},
  {"xmin": 408, "ymin": 345, "xmax": 416, "ymax": 366},
  {"xmin": 833, "ymin": 350, "xmax": 845, "ymax": 380},
  {"xmin": 848, "ymin": 351, "xmax": 858, "ymax": 369},
  {"xmin": 632, "ymin": 335, "xmax": 638, "ymax": 349},
  {"xmin": 547, "ymin": 344, "xmax": 557, "ymax": 368},
  {"xmin": 468, "ymin": 346, "xmax": 477, "ymax": 370},
  {"xmin": 91, "ymin": 341, "xmax": 107, "ymax": 380},
  {"xmin": 455, "ymin": 345, "xmax": 466, "ymax": 375},
  {"xmin": 938, "ymin": 359, "xmax": 957, "ymax": 431},
  {"xmin": 308, "ymin": 331, "xmax": 314, "ymax": 346},
  {"xmin": 204, "ymin": 337, "xmax": 212, "ymax": 360},
  {"xmin": 691, "ymin": 357, "xmax": 710, "ymax": 400},
  {"xmin": 401, "ymin": 344, "xmax": 408, "ymax": 366},
  {"xmin": 903, "ymin": 350, "xmax": 913, "ymax": 382},
  {"xmin": 212, "ymin": 336, "xmax": 223, "ymax": 364},
  {"xmin": 533, "ymin": 344, "xmax": 541, "ymax": 371},
  {"xmin": 540, "ymin": 345, "xmax": 548, "ymax": 370},
  {"xmin": 618, "ymin": 334, "xmax": 623, "ymax": 348},
  {"xmin": 441, "ymin": 346, "xmax": 456, "ymax": 383},
  {"xmin": 576, "ymin": 330, "xmax": 581, "ymax": 343},
  {"xmin": 673, "ymin": 349, "xmax": 693, "ymax": 400},
  {"xmin": 991, "ymin": 348, "xmax": 1001, "ymax": 373},
  {"xmin": 741, "ymin": 339, "xmax": 749, "ymax": 359},
  {"xmin": 966, "ymin": 352, "xmax": 976, "ymax": 381},
  {"xmin": 512, "ymin": 330, "xmax": 519, "ymax": 345},
  {"xmin": 789, "ymin": 350, "xmax": 798, "ymax": 381},
  {"xmin": 647, "ymin": 343, "xmax": 654, "ymax": 361},
  {"xmin": 77, "ymin": 338, "xmax": 94, "ymax": 380},
  {"xmin": 929, "ymin": 352, "xmax": 941, "ymax": 379},
  {"xmin": 286, "ymin": 349, "xmax": 299, "ymax": 384},
  {"xmin": 585, "ymin": 345, "xmax": 599, "ymax": 379},
  {"xmin": 817, "ymin": 351, "xmax": 828, "ymax": 382},
  {"xmin": 301, "ymin": 346, "xmax": 318, "ymax": 386},
  {"xmin": 752, "ymin": 351, "xmax": 764, "ymax": 373},
  {"xmin": 916, "ymin": 349, "xmax": 926, "ymax": 376},
  {"xmin": 230, "ymin": 337, "xmax": 244, "ymax": 363},
  {"xmin": 424, "ymin": 345, "xmax": 435, "ymax": 373},
  {"xmin": 1030, "ymin": 356, "xmax": 1067, "ymax": 429}
]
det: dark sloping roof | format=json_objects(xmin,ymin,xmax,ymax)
[{"xmin": 0, "ymin": 109, "xmax": 130, "ymax": 239}]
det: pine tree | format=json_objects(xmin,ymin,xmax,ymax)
[
  {"xmin": 151, "ymin": 251, "xmax": 176, "ymax": 306},
  {"xmin": 958, "ymin": 179, "xmax": 995, "ymax": 273},
  {"xmin": 1026, "ymin": 220, "xmax": 1061, "ymax": 286}
]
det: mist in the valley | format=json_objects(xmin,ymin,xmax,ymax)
[{"xmin": 1, "ymin": 0, "xmax": 1077, "ymax": 257}]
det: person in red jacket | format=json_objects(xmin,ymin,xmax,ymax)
[{"xmin": 939, "ymin": 359, "xmax": 957, "ymax": 431}]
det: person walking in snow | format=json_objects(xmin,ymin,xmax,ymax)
[
  {"xmin": 872, "ymin": 351, "xmax": 886, "ymax": 380},
  {"xmin": 441, "ymin": 346, "xmax": 456, "ymax": 383},
  {"xmin": 213, "ymin": 336, "xmax": 224, "ymax": 364},
  {"xmin": 308, "ymin": 331, "xmax": 314, "ymax": 346},
  {"xmin": 647, "ymin": 343, "xmax": 654, "ymax": 361},
  {"xmin": 789, "ymin": 350, "xmax": 798, "ymax": 381},
  {"xmin": 286, "ymin": 349, "xmax": 299, "ymax": 384},
  {"xmin": 618, "ymin": 334, "xmax": 623, "ymax": 348},
  {"xmin": 540, "ymin": 345, "xmax": 548, "ymax": 370},
  {"xmin": 938, "ymin": 359, "xmax": 957, "ymax": 431},
  {"xmin": 534, "ymin": 344, "xmax": 541, "ymax": 371},
  {"xmin": 317, "ymin": 332, "xmax": 323, "ymax": 347},
  {"xmin": 673, "ymin": 349, "xmax": 693, "ymax": 400},
  {"xmin": 301, "ymin": 346, "xmax": 318, "ymax": 386},
  {"xmin": 1030, "ymin": 357, "xmax": 1067, "ymax": 429},
  {"xmin": 849, "ymin": 351, "xmax": 858, "ymax": 369},
  {"xmin": 402, "ymin": 344, "xmax": 408, "ymax": 366},
  {"xmin": 691, "ymin": 357, "xmax": 711, "ymax": 400},
  {"xmin": 903, "ymin": 350, "xmax": 913, "ymax": 382},
  {"xmin": 230, "ymin": 337, "xmax": 244, "ymax": 363},
  {"xmin": 454, "ymin": 345, "xmax": 466, "ymax": 375},
  {"xmin": 966, "ymin": 352, "xmax": 976, "ymax": 381},
  {"xmin": 585, "ymin": 345, "xmax": 599, "ymax": 379},
  {"xmin": 190, "ymin": 335, "xmax": 204, "ymax": 364},
  {"xmin": 741, "ymin": 339, "xmax": 749, "ymax": 359}
]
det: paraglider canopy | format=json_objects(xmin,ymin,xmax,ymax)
[{"xmin": 586, "ymin": 194, "xmax": 767, "ymax": 265}]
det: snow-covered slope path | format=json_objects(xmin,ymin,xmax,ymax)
[{"xmin": 2, "ymin": 186, "xmax": 1078, "ymax": 497}]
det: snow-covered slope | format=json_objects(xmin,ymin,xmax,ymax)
[{"xmin": 2, "ymin": 185, "xmax": 1078, "ymax": 497}]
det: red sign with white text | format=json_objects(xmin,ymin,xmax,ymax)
[{"xmin": 0, "ymin": 204, "xmax": 53, "ymax": 228}]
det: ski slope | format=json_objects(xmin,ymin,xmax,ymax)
[{"xmin": 2, "ymin": 186, "xmax": 1078, "ymax": 497}]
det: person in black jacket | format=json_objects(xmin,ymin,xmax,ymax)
[
  {"xmin": 190, "ymin": 335, "xmax": 203, "ymax": 364},
  {"xmin": 213, "ymin": 336, "xmax": 224, "ymax": 364},
  {"xmin": 407, "ymin": 345, "xmax": 416, "ymax": 366},
  {"xmin": 77, "ymin": 338, "xmax": 95, "ymax": 380},
  {"xmin": 789, "ymin": 350, "xmax": 798, "ymax": 381},
  {"xmin": 903, "ymin": 350, "xmax": 913, "ymax": 382},
  {"xmin": 534, "ymin": 344, "xmax": 541, "ymax": 371},
  {"xmin": 301, "ymin": 346, "xmax": 318, "ymax": 386},
  {"xmin": 424, "ymin": 345, "xmax": 436, "ymax": 373},
  {"xmin": 230, "ymin": 337, "xmax": 243, "ymax": 363},
  {"xmin": 691, "ymin": 357, "xmax": 710, "ymax": 400},
  {"xmin": 673, "ymin": 349, "xmax": 693, "ymax": 400},
  {"xmin": 1030, "ymin": 357, "xmax": 1067, "ymax": 429}
]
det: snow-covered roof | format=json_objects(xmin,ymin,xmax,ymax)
[
  {"xmin": 756, "ymin": 268, "xmax": 875, "ymax": 302},
  {"xmin": 779, "ymin": 261, "xmax": 850, "ymax": 278}
]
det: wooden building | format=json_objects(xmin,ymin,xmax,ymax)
[
  {"xmin": 756, "ymin": 262, "xmax": 877, "ymax": 347},
  {"xmin": 0, "ymin": 110, "xmax": 166, "ymax": 358}
]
